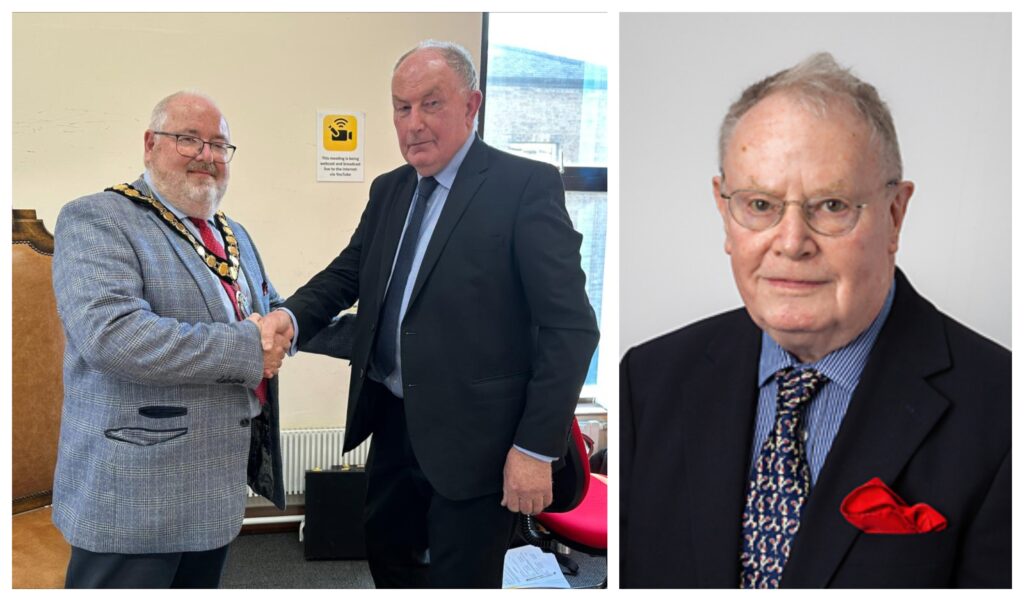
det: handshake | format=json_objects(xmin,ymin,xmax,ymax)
[{"xmin": 246, "ymin": 310, "xmax": 295, "ymax": 378}]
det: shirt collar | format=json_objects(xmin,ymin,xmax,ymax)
[
  {"xmin": 420, "ymin": 131, "xmax": 476, "ymax": 191},
  {"xmin": 758, "ymin": 278, "xmax": 896, "ymax": 391}
]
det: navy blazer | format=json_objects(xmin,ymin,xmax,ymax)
[{"xmin": 621, "ymin": 269, "xmax": 1010, "ymax": 588}]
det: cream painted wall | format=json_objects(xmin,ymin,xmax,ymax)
[{"xmin": 13, "ymin": 12, "xmax": 483, "ymax": 429}]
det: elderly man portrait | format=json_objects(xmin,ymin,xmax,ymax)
[
  {"xmin": 620, "ymin": 51, "xmax": 1010, "ymax": 588},
  {"xmin": 50, "ymin": 91, "xmax": 293, "ymax": 588},
  {"xmin": 258, "ymin": 39, "xmax": 599, "ymax": 588}
]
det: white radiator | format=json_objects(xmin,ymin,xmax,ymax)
[{"xmin": 248, "ymin": 428, "xmax": 371, "ymax": 497}]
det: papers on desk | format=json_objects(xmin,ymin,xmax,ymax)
[{"xmin": 502, "ymin": 545, "xmax": 570, "ymax": 589}]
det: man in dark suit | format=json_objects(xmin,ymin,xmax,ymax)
[
  {"xmin": 621, "ymin": 53, "xmax": 1010, "ymax": 588},
  {"xmin": 261, "ymin": 40, "xmax": 598, "ymax": 588}
]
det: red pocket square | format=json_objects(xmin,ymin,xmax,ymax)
[{"xmin": 840, "ymin": 477, "xmax": 947, "ymax": 534}]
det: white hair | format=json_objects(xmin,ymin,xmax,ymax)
[
  {"xmin": 394, "ymin": 40, "xmax": 478, "ymax": 91},
  {"xmin": 148, "ymin": 90, "xmax": 225, "ymax": 132},
  {"xmin": 719, "ymin": 52, "xmax": 902, "ymax": 179}
]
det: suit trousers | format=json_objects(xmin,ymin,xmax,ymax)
[
  {"xmin": 64, "ymin": 543, "xmax": 230, "ymax": 588},
  {"xmin": 363, "ymin": 379, "xmax": 517, "ymax": 588}
]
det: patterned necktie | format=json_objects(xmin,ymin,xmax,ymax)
[
  {"xmin": 739, "ymin": 367, "xmax": 828, "ymax": 588},
  {"xmin": 372, "ymin": 176, "xmax": 439, "ymax": 379},
  {"xmin": 188, "ymin": 217, "xmax": 268, "ymax": 405}
]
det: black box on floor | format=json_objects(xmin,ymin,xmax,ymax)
[{"xmin": 304, "ymin": 467, "xmax": 368, "ymax": 560}]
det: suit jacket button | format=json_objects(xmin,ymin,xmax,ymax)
[{"xmin": 240, "ymin": 418, "xmax": 251, "ymax": 427}]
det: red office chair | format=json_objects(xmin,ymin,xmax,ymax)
[{"xmin": 520, "ymin": 419, "xmax": 607, "ymax": 585}]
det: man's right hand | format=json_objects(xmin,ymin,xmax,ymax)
[{"xmin": 248, "ymin": 311, "xmax": 294, "ymax": 378}]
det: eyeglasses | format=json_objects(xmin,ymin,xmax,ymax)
[
  {"xmin": 152, "ymin": 131, "xmax": 237, "ymax": 163},
  {"xmin": 719, "ymin": 180, "xmax": 899, "ymax": 236}
]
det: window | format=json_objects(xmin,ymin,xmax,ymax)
[{"xmin": 480, "ymin": 13, "xmax": 610, "ymax": 405}]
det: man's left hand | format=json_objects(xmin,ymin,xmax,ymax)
[{"xmin": 501, "ymin": 447, "xmax": 553, "ymax": 515}]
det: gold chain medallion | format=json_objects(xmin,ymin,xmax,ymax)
[{"xmin": 106, "ymin": 183, "xmax": 240, "ymax": 284}]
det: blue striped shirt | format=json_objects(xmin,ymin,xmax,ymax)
[{"xmin": 749, "ymin": 280, "xmax": 895, "ymax": 485}]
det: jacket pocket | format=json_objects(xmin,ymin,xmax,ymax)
[
  {"xmin": 104, "ymin": 427, "xmax": 188, "ymax": 446},
  {"xmin": 471, "ymin": 370, "xmax": 530, "ymax": 385},
  {"xmin": 138, "ymin": 405, "xmax": 188, "ymax": 419},
  {"xmin": 468, "ymin": 233, "xmax": 505, "ymax": 251},
  {"xmin": 843, "ymin": 529, "xmax": 953, "ymax": 569},
  {"xmin": 470, "ymin": 371, "xmax": 530, "ymax": 400}
]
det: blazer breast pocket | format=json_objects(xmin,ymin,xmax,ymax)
[
  {"xmin": 138, "ymin": 405, "xmax": 188, "ymax": 419},
  {"xmin": 832, "ymin": 530, "xmax": 954, "ymax": 587},
  {"xmin": 842, "ymin": 529, "xmax": 953, "ymax": 569}
]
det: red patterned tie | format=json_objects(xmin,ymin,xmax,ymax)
[{"xmin": 188, "ymin": 217, "xmax": 268, "ymax": 405}]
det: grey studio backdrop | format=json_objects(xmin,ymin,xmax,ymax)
[{"xmin": 620, "ymin": 12, "xmax": 1011, "ymax": 355}]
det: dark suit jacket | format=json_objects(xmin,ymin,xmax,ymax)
[
  {"xmin": 621, "ymin": 270, "xmax": 1010, "ymax": 588},
  {"xmin": 284, "ymin": 137, "xmax": 599, "ymax": 500}
]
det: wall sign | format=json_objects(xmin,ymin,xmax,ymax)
[{"xmin": 318, "ymin": 110, "xmax": 364, "ymax": 182}]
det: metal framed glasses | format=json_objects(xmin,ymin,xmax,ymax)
[
  {"xmin": 152, "ymin": 131, "xmax": 237, "ymax": 163},
  {"xmin": 719, "ymin": 180, "xmax": 899, "ymax": 236}
]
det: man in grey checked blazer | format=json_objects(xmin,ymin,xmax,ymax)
[{"xmin": 51, "ymin": 91, "xmax": 293, "ymax": 588}]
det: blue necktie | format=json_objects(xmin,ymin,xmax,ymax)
[
  {"xmin": 739, "ymin": 367, "xmax": 828, "ymax": 588},
  {"xmin": 372, "ymin": 176, "xmax": 439, "ymax": 379}
]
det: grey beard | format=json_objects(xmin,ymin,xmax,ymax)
[{"xmin": 149, "ymin": 168, "xmax": 227, "ymax": 219}]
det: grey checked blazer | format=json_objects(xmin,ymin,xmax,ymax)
[{"xmin": 51, "ymin": 176, "xmax": 286, "ymax": 554}]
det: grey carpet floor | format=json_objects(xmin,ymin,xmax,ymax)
[
  {"xmin": 222, "ymin": 532, "xmax": 373, "ymax": 588},
  {"xmin": 222, "ymin": 532, "xmax": 605, "ymax": 588}
]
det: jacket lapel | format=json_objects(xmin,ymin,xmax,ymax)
[
  {"xmin": 407, "ymin": 137, "xmax": 488, "ymax": 309},
  {"xmin": 684, "ymin": 311, "xmax": 762, "ymax": 587},
  {"xmin": 781, "ymin": 271, "xmax": 951, "ymax": 587},
  {"xmin": 133, "ymin": 177, "xmax": 232, "ymax": 322}
]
